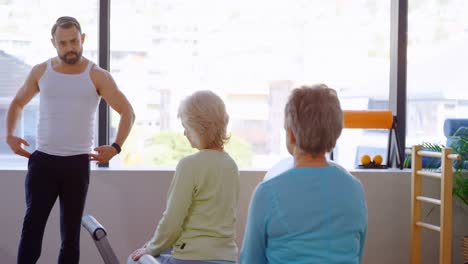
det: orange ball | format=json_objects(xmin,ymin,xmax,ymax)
[
  {"xmin": 360, "ymin": 154, "xmax": 371, "ymax": 165},
  {"xmin": 373, "ymin": 154, "xmax": 383, "ymax": 165}
]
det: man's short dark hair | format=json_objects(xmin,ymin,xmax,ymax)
[{"xmin": 51, "ymin": 16, "xmax": 81, "ymax": 37}]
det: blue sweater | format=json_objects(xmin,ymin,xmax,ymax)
[{"xmin": 240, "ymin": 166, "xmax": 367, "ymax": 264}]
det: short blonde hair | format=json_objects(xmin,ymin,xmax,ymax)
[
  {"xmin": 284, "ymin": 84, "xmax": 343, "ymax": 155},
  {"xmin": 178, "ymin": 90, "xmax": 230, "ymax": 148}
]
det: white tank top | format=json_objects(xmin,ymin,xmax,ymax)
[{"xmin": 36, "ymin": 59, "xmax": 100, "ymax": 156}]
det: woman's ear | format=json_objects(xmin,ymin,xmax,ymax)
[
  {"xmin": 285, "ymin": 127, "xmax": 296, "ymax": 155},
  {"xmin": 287, "ymin": 127, "xmax": 296, "ymax": 145}
]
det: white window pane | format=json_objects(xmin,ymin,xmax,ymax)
[
  {"xmin": 110, "ymin": 0, "xmax": 391, "ymax": 169},
  {"xmin": 407, "ymin": 0, "xmax": 468, "ymax": 146}
]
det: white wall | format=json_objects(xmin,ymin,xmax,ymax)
[{"xmin": 0, "ymin": 169, "xmax": 465, "ymax": 264}]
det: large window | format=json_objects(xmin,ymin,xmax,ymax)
[
  {"xmin": 109, "ymin": 0, "xmax": 391, "ymax": 168},
  {"xmin": 407, "ymin": 0, "xmax": 468, "ymax": 146},
  {"xmin": 0, "ymin": 0, "xmax": 98, "ymax": 167}
]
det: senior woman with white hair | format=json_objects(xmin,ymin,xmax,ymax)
[
  {"xmin": 240, "ymin": 84, "xmax": 368, "ymax": 264},
  {"xmin": 129, "ymin": 90, "xmax": 240, "ymax": 264}
]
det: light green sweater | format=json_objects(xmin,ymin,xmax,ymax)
[{"xmin": 146, "ymin": 150, "xmax": 240, "ymax": 261}]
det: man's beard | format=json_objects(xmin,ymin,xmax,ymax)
[{"xmin": 59, "ymin": 50, "xmax": 82, "ymax": 64}]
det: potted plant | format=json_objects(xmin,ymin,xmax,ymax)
[
  {"xmin": 449, "ymin": 127, "xmax": 468, "ymax": 263},
  {"xmin": 403, "ymin": 142, "xmax": 444, "ymax": 169}
]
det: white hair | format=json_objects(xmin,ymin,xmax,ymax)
[
  {"xmin": 284, "ymin": 84, "xmax": 343, "ymax": 154},
  {"xmin": 178, "ymin": 90, "xmax": 230, "ymax": 148}
]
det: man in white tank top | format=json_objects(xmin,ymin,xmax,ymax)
[{"xmin": 5, "ymin": 17, "xmax": 135, "ymax": 264}]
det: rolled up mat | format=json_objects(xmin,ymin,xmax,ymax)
[{"xmin": 343, "ymin": 110, "xmax": 393, "ymax": 129}]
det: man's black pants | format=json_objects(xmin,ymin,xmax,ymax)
[{"xmin": 17, "ymin": 151, "xmax": 90, "ymax": 264}]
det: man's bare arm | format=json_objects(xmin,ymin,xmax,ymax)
[
  {"xmin": 6, "ymin": 63, "xmax": 44, "ymax": 158},
  {"xmin": 89, "ymin": 67, "xmax": 135, "ymax": 164}
]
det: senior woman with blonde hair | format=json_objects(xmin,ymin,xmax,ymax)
[
  {"xmin": 240, "ymin": 84, "xmax": 368, "ymax": 264},
  {"xmin": 129, "ymin": 90, "xmax": 239, "ymax": 264}
]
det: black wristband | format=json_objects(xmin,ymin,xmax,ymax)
[{"xmin": 111, "ymin": 142, "xmax": 121, "ymax": 154}]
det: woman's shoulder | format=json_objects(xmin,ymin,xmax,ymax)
[
  {"xmin": 265, "ymin": 165, "xmax": 359, "ymax": 184},
  {"xmin": 180, "ymin": 150, "xmax": 221, "ymax": 160},
  {"xmin": 177, "ymin": 150, "xmax": 236, "ymax": 168},
  {"xmin": 176, "ymin": 152, "xmax": 201, "ymax": 168},
  {"xmin": 325, "ymin": 164, "xmax": 363, "ymax": 185}
]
